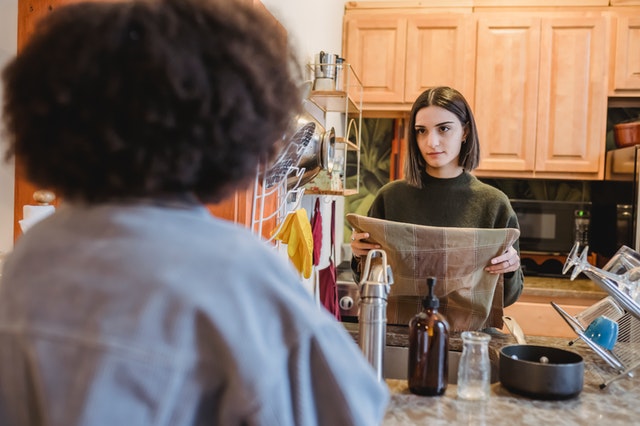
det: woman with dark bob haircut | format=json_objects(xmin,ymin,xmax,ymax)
[
  {"xmin": 404, "ymin": 87, "xmax": 481, "ymax": 185},
  {"xmin": 351, "ymin": 87, "xmax": 523, "ymax": 326},
  {"xmin": 0, "ymin": 1, "xmax": 389, "ymax": 425}
]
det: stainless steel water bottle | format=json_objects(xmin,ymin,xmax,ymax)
[{"xmin": 358, "ymin": 249, "xmax": 394, "ymax": 382}]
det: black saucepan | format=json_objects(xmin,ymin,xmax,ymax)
[
  {"xmin": 500, "ymin": 316, "xmax": 584, "ymax": 400},
  {"xmin": 499, "ymin": 344, "xmax": 584, "ymax": 400}
]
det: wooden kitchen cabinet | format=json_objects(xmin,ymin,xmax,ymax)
[
  {"xmin": 611, "ymin": 11, "xmax": 640, "ymax": 94},
  {"xmin": 473, "ymin": 15, "xmax": 540, "ymax": 174},
  {"xmin": 404, "ymin": 15, "xmax": 476, "ymax": 106},
  {"xmin": 473, "ymin": 12, "xmax": 609, "ymax": 180},
  {"xmin": 342, "ymin": 8, "xmax": 475, "ymax": 112},
  {"xmin": 342, "ymin": 15, "xmax": 406, "ymax": 106},
  {"xmin": 343, "ymin": 3, "xmax": 611, "ymax": 180}
]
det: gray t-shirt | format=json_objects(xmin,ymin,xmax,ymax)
[{"xmin": 0, "ymin": 197, "xmax": 388, "ymax": 426}]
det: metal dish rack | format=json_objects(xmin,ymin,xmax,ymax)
[
  {"xmin": 555, "ymin": 242, "xmax": 640, "ymax": 388},
  {"xmin": 251, "ymin": 159, "xmax": 305, "ymax": 243}
]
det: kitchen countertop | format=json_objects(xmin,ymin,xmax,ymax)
[
  {"xmin": 522, "ymin": 275, "xmax": 606, "ymax": 300},
  {"xmin": 342, "ymin": 323, "xmax": 640, "ymax": 425}
]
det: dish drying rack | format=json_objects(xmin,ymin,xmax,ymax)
[
  {"xmin": 251, "ymin": 158, "xmax": 306, "ymax": 243},
  {"xmin": 554, "ymin": 242, "xmax": 640, "ymax": 388}
]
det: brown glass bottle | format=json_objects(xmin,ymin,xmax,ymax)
[{"xmin": 408, "ymin": 277, "xmax": 449, "ymax": 396}]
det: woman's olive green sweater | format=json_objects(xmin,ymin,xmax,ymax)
[{"xmin": 353, "ymin": 170, "xmax": 523, "ymax": 307}]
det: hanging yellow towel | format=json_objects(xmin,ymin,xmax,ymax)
[{"xmin": 273, "ymin": 208, "xmax": 314, "ymax": 279}]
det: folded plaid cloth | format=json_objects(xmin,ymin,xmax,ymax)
[{"xmin": 347, "ymin": 214, "xmax": 520, "ymax": 331}]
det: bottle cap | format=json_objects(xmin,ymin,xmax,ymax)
[{"xmin": 423, "ymin": 277, "xmax": 439, "ymax": 309}]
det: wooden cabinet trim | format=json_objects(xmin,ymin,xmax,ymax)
[{"xmin": 613, "ymin": 15, "xmax": 640, "ymax": 91}]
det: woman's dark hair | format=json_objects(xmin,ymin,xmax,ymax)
[
  {"xmin": 2, "ymin": 0, "xmax": 302, "ymax": 203},
  {"xmin": 404, "ymin": 86, "xmax": 480, "ymax": 187}
]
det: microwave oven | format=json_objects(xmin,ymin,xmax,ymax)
[{"xmin": 510, "ymin": 200, "xmax": 591, "ymax": 255}]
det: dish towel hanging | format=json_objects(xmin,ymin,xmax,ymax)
[
  {"xmin": 273, "ymin": 208, "xmax": 314, "ymax": 279},
  {"xmin": 310, "ymin": 198, "xmax": 323, "ymax": 266},
  {"xmin": 318, "ymin": 200, "xmax": 340, "ymax": 320}
]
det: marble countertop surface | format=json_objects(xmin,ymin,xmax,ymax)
[{"xmin": 342, "ymin": 323, "xmax": 640, "ymax": 425}]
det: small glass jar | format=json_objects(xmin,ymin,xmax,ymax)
[{"xmin": 457, "ymin": 331, "xmax": 491, "ymax": 400}]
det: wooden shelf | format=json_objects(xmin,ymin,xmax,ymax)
[
  {"xmin": 308, "ymin": 91, "xmax": 360, "ymax": 114},
  {"xmin": 304, "ymin": 62, "xmax": 362, "ymax": 197}
]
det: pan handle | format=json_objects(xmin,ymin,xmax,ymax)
[{"xmin": 502, "ymin": 315, "xmax": 527, "ymax": 345}]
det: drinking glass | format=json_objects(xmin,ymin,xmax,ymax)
[{"xmin": 457, "ymin": 331, "xmax": 491, "ymax": 400}]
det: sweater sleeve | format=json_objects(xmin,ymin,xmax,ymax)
[
  {"xmin": 503, "ymin": 209, "xmax": 524, "ymax": 306},
  {"xmin": 504, "ymin": 268, "xmax": 524, "ymax": 307}
]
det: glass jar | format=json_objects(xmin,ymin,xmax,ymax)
[{"xmin": 457, "ymin": 331, "xmax": 491, "ymax": 400}]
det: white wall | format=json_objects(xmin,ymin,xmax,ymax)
[
  {"xmin": 262, "ymin": 0, "xmax": 353, "ymax": 271},
  {"xmin": 0, "ymin": 0, "xmax": 17, "ymax": 256},
  {"xmin": 261, "ymin": 0, "xmax": 345, "ymax": 65}
]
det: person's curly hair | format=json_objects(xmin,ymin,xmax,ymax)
[
  {"xmin": 404, "ymin": 86, "xmax": 480, "ymax": 187},
  {"xmin": 2, "ymin": 0, "xmax": 302, "ymax": 203}
]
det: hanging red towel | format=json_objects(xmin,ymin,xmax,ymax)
[
  {"xmin": 318, "ymin": 200, "xmax": 340, "ymax": 321},
  {"xmin": 310, "ymin": 198, "xmax": 322, "ymax": 266}
]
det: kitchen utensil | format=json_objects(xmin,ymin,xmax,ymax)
[
  {"xmin": 584, "ymin": 316, "xmax": 619, "ymax": 350},
  {"xmin": 500, "ymin": 315, "xmax": 584, "ymax": 400},
  {"xmin": 502, "ymin": 315, "xmax": 526, "ymax": 345},
  {"xmin": 314, "ymin": 51, "xmax": 338, "ymax": 81},
  {"xmin": 500, "ymin": 345, "xmax": 584, "ymax": 400},
  {"xmin": 313, "ymin": 52, "xmax": 338, "ymax": 91},
  {"xmin": 264, "ymin": 111, "xmax": 335, "ymax": 190},
  {"xmin": 614, "ymin": 120, "xmax": 640, "ymax": 148}
]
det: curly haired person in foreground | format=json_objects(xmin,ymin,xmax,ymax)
[{"xmin": 0, "ymin": 1, "xmax": 388, "ymax": 424}]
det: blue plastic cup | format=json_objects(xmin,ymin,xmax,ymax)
[{"xmin": 584, "ymin": 316, "xmax": 619, "ymax": 351}]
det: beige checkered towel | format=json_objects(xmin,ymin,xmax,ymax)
[{"xmin": 347, "ymin": 214, "xmax": 520, "ymax": 331}]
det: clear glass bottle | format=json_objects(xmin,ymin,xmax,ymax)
[{"xmin": 457, "ymin": 331, "xmax": 491, "ymax": 400}]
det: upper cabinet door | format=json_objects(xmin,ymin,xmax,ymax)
[
  {"xmin": 535, "ymin": 15, "xmax": 608, "ymax": 174},
  {"xmin": 405, "ymin": 14, "xmax": 476, "ymax": 104},
  {"xmin": 614, "ymin": 15, "xmax": 640, "ymax": 91},
  {"xmin": 474, "ymin": 15, "xmax": 540, "ymax": 173},
  {"xmin": 343, "ymin": 15, "xmax": 407, "ymax": 104}
]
